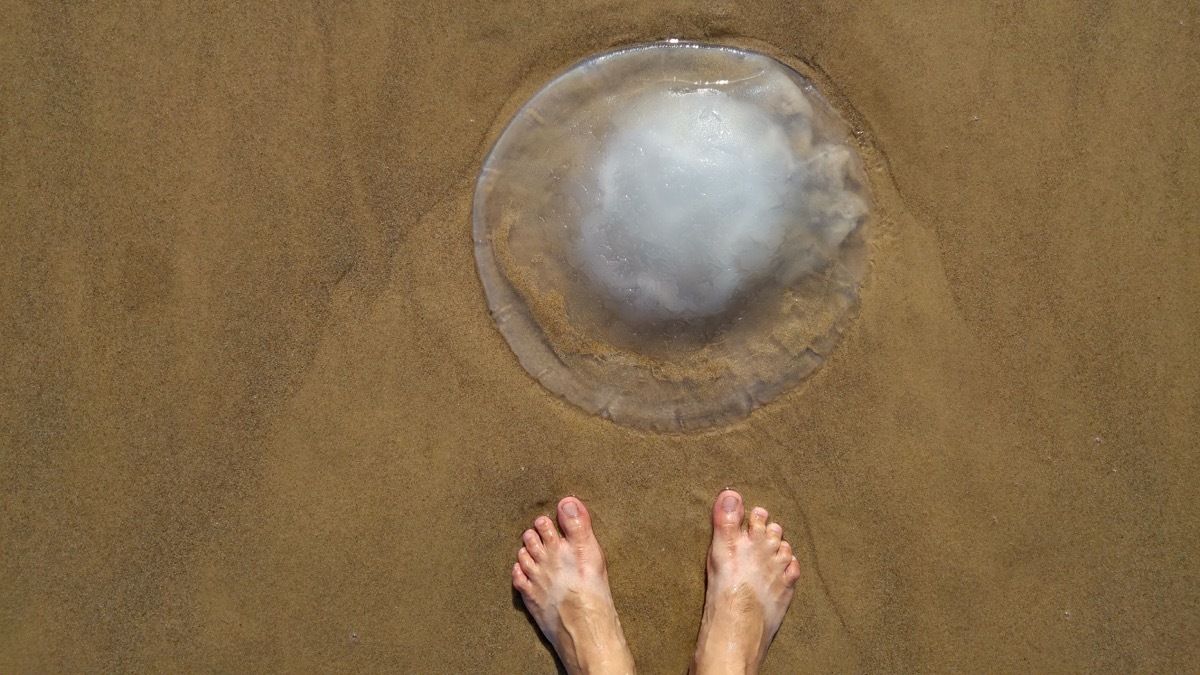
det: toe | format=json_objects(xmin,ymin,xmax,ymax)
[
  {"xmin": 518, "ymin": 547, "xmax": 537, "ymax": 575},
  {"xmin": 534, "ymin": 515, "xmax": 559, "ymax": 547},
  {"xmin": 712, "ymin": 490, "xmax": 745, "ymax": 542},
  {"xmin": 557, "ymin": 497, "xmax": 593, "ymax": 542},
  {"xmin": 777, "ymin": 540, "xmax": 793, "ymax": 564},
  {"xmin": 513, "ymin": 562, "xmax": 532, "ymax": 592},
  {"xmin": 523, "ymin": 529, "xmax": 546, "ymax": 560},
  {"xmin": 749, "ymin": 507, "xmax": 769, "ymax": 540},
  {"xmin": 767, "ymin": 523, "xmax": 783, "ymax": 549},
  {"xmin": 785, "ymin": 557, "xmax": 801, "ymax": 584}
]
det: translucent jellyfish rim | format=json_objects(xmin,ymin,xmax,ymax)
[{"xmin": 473, "ymin": 41, "xmax": 871, "ymax": 432}]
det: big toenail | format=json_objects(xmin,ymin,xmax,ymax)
[
  {"xmin": 562, "ymin": 501, "xmax": 579, "ymax": 517},
  {"xmin": 722, "ymin": 495, "xmax": 738, "ymax": 512}
]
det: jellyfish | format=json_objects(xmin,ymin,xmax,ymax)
[{"xmin": 473, "ymin": 42, "xmax": 871, "ymax": 431}]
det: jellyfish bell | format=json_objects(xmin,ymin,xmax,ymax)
[
  {"xmin": 575, "ymin": 86, "xmax": 795, "ymax": 325},
  {"xmin": 473, "ymin": 42, "xmax": 872, "ymax": 431}
]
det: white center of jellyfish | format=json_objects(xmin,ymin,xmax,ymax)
[{"xmin": 577, "ymin": 87, "xmax": 798, "ymax": 323}]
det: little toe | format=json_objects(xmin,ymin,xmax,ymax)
[
  {"xmin": 557, "ymin": 497, "xmax": 593, "ymax": 542},
  {"xmin": 712, "ymin": 490, "xmax": 745, "ymax": 542},
  {"xmin": 749, "ymin": 507, "xmax": 769, "ymax": 540},
  {"xmin": 534, "ymin": 515, "xmax": 559, "ymax": 546},
  {"xmin": 523, "ymin": 529, "xmax": 546, "ymax": 560},
  {"xmin": 513, "ymin": 562, "xmax": 531, "ymax": 592}
]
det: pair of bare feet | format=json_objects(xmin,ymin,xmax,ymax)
[{"xmin": 512, "ymin": 490, "xmax": 801, "ymax": 674}]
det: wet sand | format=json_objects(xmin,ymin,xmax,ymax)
[{"xmin": 2, "ymin": 2, "xmax": 1197, "ymax": 671}]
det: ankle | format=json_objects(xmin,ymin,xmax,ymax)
[
  {"xmin": 690, "ymin": 630, "xmax": 761, "ymax": 675},
  {"xmin": 572, "ymin": 647, "xmax": 636, "ymax": 675},
  {"xmin": 562, "ymin": 619, "xmax": 634, "ymax": 675},
  {"xmin": 690, "ymin": 649, "xmax": 757, "ymax": 675}
]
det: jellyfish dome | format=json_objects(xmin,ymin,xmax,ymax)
[{"xmin": 473, "ymin": 42, "xmax": 872, "ymax": 431}]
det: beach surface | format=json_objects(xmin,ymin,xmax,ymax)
[{"xmin": 2, "ymin": 2, "xmax": 1197, "ymax": 671}]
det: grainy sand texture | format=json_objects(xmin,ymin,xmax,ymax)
[{"xmin": 2, "ymin": 2, "xmax": 1198, "ymax": 672}]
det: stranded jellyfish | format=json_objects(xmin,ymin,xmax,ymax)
[{"xmin": 473, "ymin": 42, "xmax": 871, "ymax": 431}]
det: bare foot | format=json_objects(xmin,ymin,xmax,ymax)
[
  {"xmin": 513, "ymin": 497, "xmax": 636, "ymax": 675},
  {"xmin": 690, "ymin": 490, "xmax": 801, "ymax": 675}
]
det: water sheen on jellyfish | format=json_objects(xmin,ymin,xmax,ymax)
[{"xmin": 473, "ymin": 42, "xmax": 871, "ymax": 431}]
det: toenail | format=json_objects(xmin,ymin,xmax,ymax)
[
  {"xmin": 562, "ymin": 500, "xmax": 579, "ymax": 517},
  {"xmin": 722, "ymin": 495, "xmax": 738, "ymax": 512},
  {"xmin": 753, "ymin": 507, "xmax": 768, "ymax": 518}
]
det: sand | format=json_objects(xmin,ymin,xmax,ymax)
[{"xmin": 1, "ymin": 2, "xmax": 1197, "ymax": 672}]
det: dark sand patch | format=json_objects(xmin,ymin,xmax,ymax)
[{"xmin": 2, "ymin": 2, "xmax": 1197, "ymax": 671}]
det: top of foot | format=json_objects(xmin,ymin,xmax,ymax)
[
  {"xmin": 513, "ymin": 497, "xmax": 636, "ymax": 675},
  {"xmin": 691, "ymin": 490, "xmax": 801, "ymax": 675}
]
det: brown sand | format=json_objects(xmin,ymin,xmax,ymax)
[{"xmin": 2, "ymin": 2, "xmax": 1197, "ymax": 672}]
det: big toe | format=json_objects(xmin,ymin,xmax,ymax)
[
  {"xmin": 557, "ymin": 497, "xmax": 594, "ymax": 542},
  {"xmin": 712, "ymin": 489, "xmax": 745, "ymax": 542}
]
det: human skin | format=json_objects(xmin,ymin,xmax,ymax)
[{"xmin": 512, "ymin": 491, "xmax": 800, "ymax": 674}]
